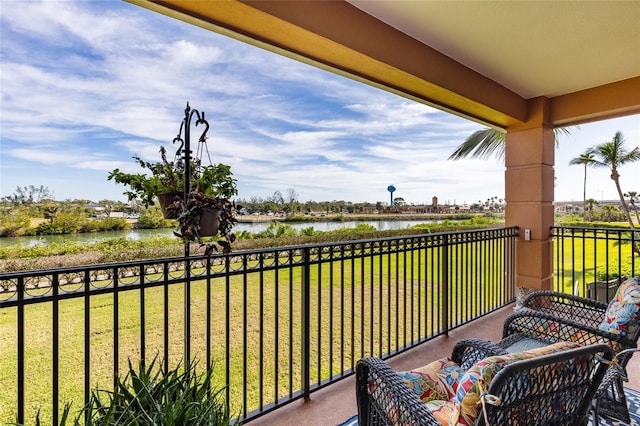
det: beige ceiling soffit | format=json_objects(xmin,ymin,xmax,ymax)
[
  {"xmin": 551, "ymin": 77, "xmax": 640, "ymax": 127},
  {"xmin": 128, "ymin": 0, "xmax": 527, "ymax": 129}
]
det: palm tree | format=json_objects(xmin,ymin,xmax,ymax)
[
  {"xmin": 601, "ymin": 205, "xmax": 618, "ymax": 222},
  {"xmin": 584, "ymin": 198, "xmax": 598, "ymax": 222},
  {"xmin": 587, "ymin": 131, "xmax": 640, "ymax": 229},
  {"xmin": 569, "ymin": 151, "xmax": 595, "ymax": 220},
  {"xmin": 448, "ymin": 127, "xmax": 572, "ymax": 161},
  {"xmin": 625, "ymin": 190, "xmax": 640, "ymax": 224}
]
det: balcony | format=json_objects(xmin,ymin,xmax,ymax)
[
  {"xmin": 1, "ymin": 226, "xmax": 638, "ymax": 425},
  {"xmin": 256, "ymin": 306, "xmax": 640, "ymax": 425}
]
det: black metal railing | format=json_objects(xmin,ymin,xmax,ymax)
[
  {"xmin": 551, "ymin": 226, "xmax": 639, "ymax": 301},
  {"xmin": 0, "ymin": 227, "xmax": 517, "ymax": 424}
]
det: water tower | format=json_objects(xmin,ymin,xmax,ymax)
[{"xmin": 387, "ymin": 185, "xmax": 396, "ymax": 207}]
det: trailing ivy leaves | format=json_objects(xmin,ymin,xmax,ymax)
[{"xmin": 170, "ymin": 192, "xmax": 238, "ymax": 256}]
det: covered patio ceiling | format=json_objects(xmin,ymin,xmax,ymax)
[{"xmin": 129, "ymin": 0, "xmax": 640, "ymax": 130}]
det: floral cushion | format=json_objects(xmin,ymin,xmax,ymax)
[
  {"xmin": 524, "ymin": 316, "xmax": 601, "ymax": 345},
  {"xmin": 450, "ymin": 341, "xmax": 581, "ymax": 426},
  {"xmin": 424, "ymin": 399, "xmax": 458, "ymax": 425},
  {"xmin": 599, "ymin": 277, "xmax": 640, "ymax": 337},
  {"xmin": 397, "ymin": 357, "xmax": 464, "ymax": 402},
  {"xmin": 394, "ymin": 341, "xmax": 580, "ymax": 426}
]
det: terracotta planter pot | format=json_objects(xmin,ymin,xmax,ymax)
[
  {"xmin": 198, "ymin": 206, "xmax": 220, "ymax": 237},
  {"xmin": 157, "ymin": 191, "xmax": 182, "ymax": 219}
]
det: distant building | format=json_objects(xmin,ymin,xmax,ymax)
[
  {"xmin": 84, "ymin": 203, "xmax": 106, "ymax": 212},
  {"xmin": 553, "ymin": 199, "xmax": 624, "ymax": 215}
]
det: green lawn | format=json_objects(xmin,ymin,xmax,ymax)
[
  {"xmin": 1, "ymin": 242, "xmax": 510, "ymax": 424},
  {"xmin": 553, "ymin": 231, "xmax": 637, "ymax": 294}
]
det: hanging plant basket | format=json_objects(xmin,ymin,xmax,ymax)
[
  {"xmin": 157, "ymin": 191, "xmax": 182, "ymax": 219},
  {"xmin": 173, "ymin": 192, "xmax": 236, "ymax": 255},
  {"xmin": 198, "ymin": 206, "xmax": 220, "ymax": 237},
  {"xmin": 109, "ymin": 104, "xmax": 239, "ymax": 255}
]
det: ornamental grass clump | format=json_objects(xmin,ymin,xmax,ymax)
[{"xmin": 29, "ymin": 356, "xmax": 236, "ymax": 426}]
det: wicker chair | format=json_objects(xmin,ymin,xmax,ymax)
[
  {"xmin": 503, "ymin": 277, "xmax": 640, "ymax": 423},
  {"xmin": 356, "ymin": 341, "xmax": 613, "ymax": 426}
]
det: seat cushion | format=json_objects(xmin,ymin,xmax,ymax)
[
  {"xmin": 396, "ymin": 340, "xmax": 580, "ymax": 426},
  {"xmin": 451, "ymin": 340, "xmax": 581, "ymax": 426},
  {"xmin": 397, "ymin": 357, "xmax": 464, "ymax": 402},
  {"xmin": 599, "ymin": 277, "xmax": 640, "ymax": 337},
  {"xmin": 424, "ymin": 399, "xmax": 458, "ymax": 425}
]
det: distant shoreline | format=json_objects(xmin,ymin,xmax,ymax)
[{"xmin": 236, "ymin": 212, "xmax": 489, "ymax": 223}]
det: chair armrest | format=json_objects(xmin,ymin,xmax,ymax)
[
  {"xmin": 597, "ymin": 348, "xmax": 640, "ymax": 389},
  {"xmin": 521, "ymin": 290, "xmax": 608, "ymax": 328},
  {"xmin": 451, "ymin": 338, "xmax": 508, "ymax": 370},
  {"xmin": 356, "ymin": 357, "xmax": 441, "ymax": 426},
  {"xmin": 503, "ymin": 311, "xmax": 635, "ymax": 354}
]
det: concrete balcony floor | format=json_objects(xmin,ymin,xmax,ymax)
[{"xmin": 250, "ymin": 304, "xmax": 640, "ymax": 426}]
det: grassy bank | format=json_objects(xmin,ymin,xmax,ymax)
[{"xmin": 0, "ymin": 216, "xmax": 502, "ymax": 272}]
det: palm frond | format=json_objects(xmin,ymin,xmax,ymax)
[
  {"xmin": 568, "ymin": 152, "xmax": 595, "ymax": 166},
  {"xmin": 449, "ymin": 126, "xmax": 574, "ymax": 161},
  {"xmin": 448, "ymin": 129, "xmax": 506, "ymax": 161},
  {"xmin": 588, "ymin": 131, "xmax": 640, "ymax": 168}
]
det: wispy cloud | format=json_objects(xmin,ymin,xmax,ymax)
[{"xmin": 1, "ymin": 0, "xmax": 638, "ymax": 205}]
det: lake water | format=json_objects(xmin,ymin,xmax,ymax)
[{"xmin": 0, "ymin": 219, "xmax": 438, "ymax": 249}]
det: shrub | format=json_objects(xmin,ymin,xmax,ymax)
[
  {"xmin": 255, "ymin": 221, "xmax": 297, "ymax": 239},
  {"xmin": 299, "ymin": 226, "xmax": 317, "ymax": 236},
  {"xmin": 283, "ymin": 215, "xmax": 316, "ymax": 222},
  {"xmin": 595, "ymin": 258, "xmax": 637, "ymax": 281},
  {"xmin": 137, "ymin": 208, "xmax": 175, "ymax": 229},
  {"xmin": 79, "ymin": 220, "xmax": 100, "ymax": 232},
  {"xmin": 233, "ymin": 230, "xmax": 255, "ymax": 240},
  {"xmin": 28, "ymin": 356, "xmax": 235, "ymax": 426},
  {"xmin": 35, "ymin": 211, "xmax": 84, "ymax": 235},
  {"xmin": 353, "ymin": 223, "xmax": 377, "ymax": 232},
  {"xmin": 97, "ymin": 217, "xmax": 129, "ymax": 231},
  {"xmin": 327, "ymin": 223, "xmax": 376, "ymax": 234},
  {"xmin": 0, "ymin": 206, "xmax": 32, "ymax": 237}
]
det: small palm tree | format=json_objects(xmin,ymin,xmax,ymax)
[
  {"xmin": 601, "ymin": 205, "xmax": 618, "ymax": 222},
  {"xmin": 448, "ymin": 127, "xmax": 572, "ymax": 161},
  {"xmin": 587, "ymin": 131, "xmax": 640, "ymax": 229},
  {"xmin": 585, "ymin": 198, "xmax": 598, "ymax": 222},
  {"xmin": 625, "ymin": 190, "xmax": 640, "ymax": 224},
  {"xmin": 569, "ymin": 151, "xmax": 595, "ymax": 220}
]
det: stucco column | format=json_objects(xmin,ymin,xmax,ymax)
[{"xmin": 505, "ymin": 97, "xmax": 555, "ymax": 291}]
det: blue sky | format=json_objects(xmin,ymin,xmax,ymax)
[{"xmin": 1, "ymin": 1, "xmax": 638, "ymax": 206}]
